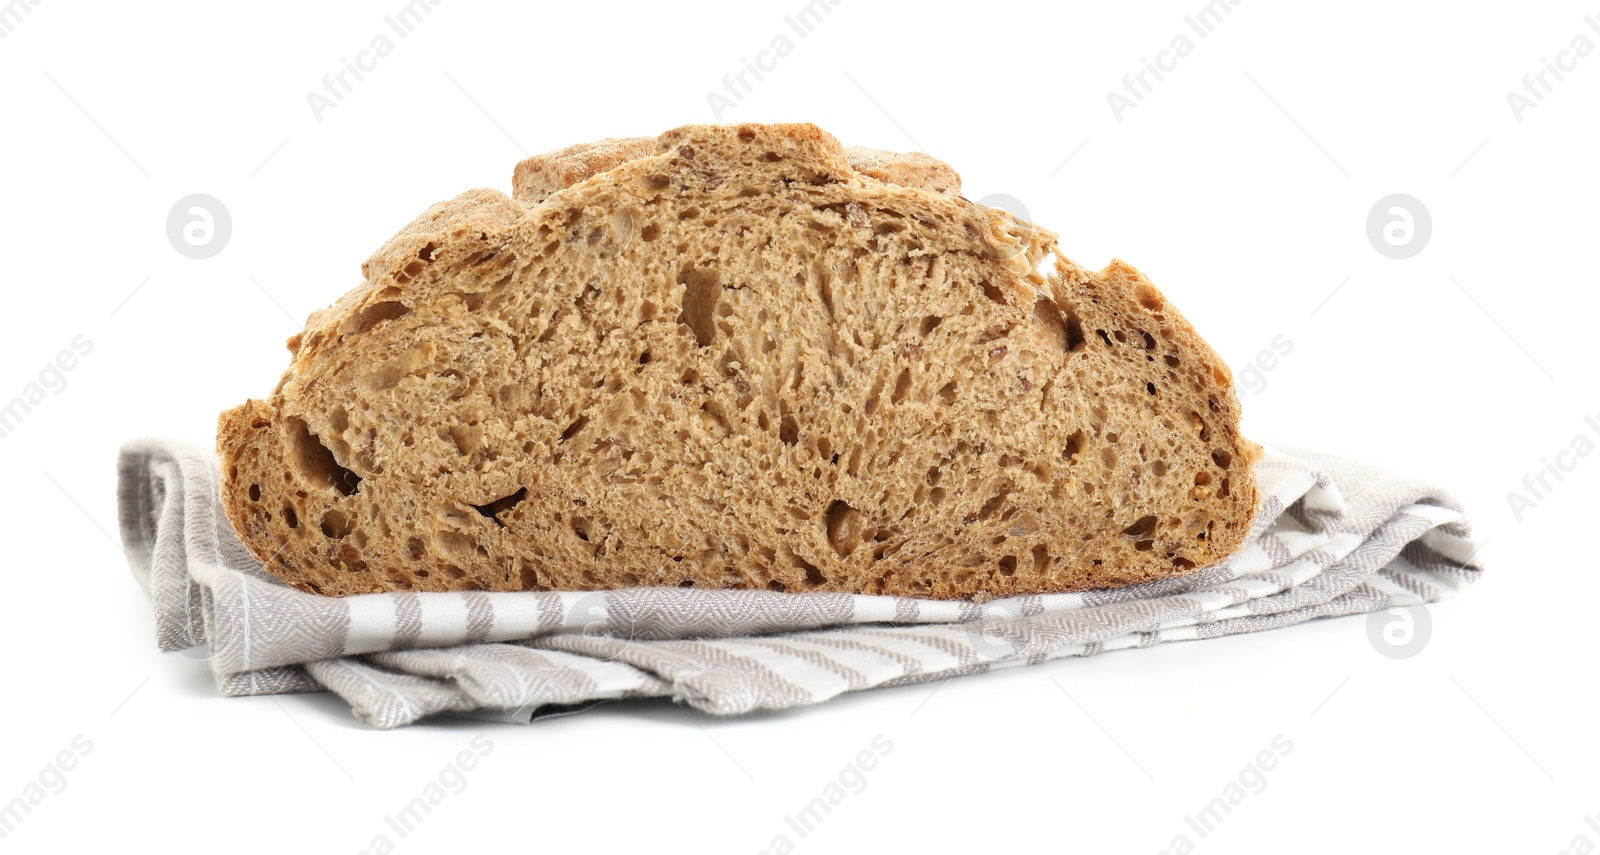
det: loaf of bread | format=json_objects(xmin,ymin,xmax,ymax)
[{"xmin": 218, "ymin": 123, "xmax": 1260, "ymax": 599}]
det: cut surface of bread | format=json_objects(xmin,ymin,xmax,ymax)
[{"xmin": 218, "ymin": 123, "xmax": 1261, "ymax": 599}]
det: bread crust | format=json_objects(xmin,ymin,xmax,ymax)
[{"xmin": 219, "ymin": 123, "xmax": 1260, "ymax": 599}]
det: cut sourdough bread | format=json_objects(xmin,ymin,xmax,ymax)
[{"xmin": 218, "ymin": 123, "xmax": 1261, "ymax": 599}]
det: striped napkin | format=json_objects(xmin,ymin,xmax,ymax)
[{"xmin": 116, "ymin": 437, "xmax": 1484, "ymax": 729}]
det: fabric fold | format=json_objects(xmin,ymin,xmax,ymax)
[{"xmin": 117, "ymin": 437, "xmax": 1484, "ymax": 729}]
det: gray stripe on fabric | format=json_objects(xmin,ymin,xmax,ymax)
[
  {"xmin": 463, "ymin": 592, "xmax": 495, "ymax": 645},
  {"xmin": 393, "ymin": 593, "xmax": 422, "ymax": 649},
  {"xmin": 894, "ymin": 598, "xmax": 921, "ymax": 622},
  {"xmin": 1402, "ymin": 540, "xmax": 1485, "ymax": 579},
  {"xmin": 779, "ymin": 633, "xmax": 929, "ymax": 680},
  {"xmin": 732, "ymin": 639, "xmax": 873, "ymax": 691},
  {"xmin": 1377, "ymin": 566, "xmax": 1439, "ymax": 602}
]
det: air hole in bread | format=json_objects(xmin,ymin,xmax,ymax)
[
  {"xmin": 571, "ymin": 516, "xmax": 591, "ymax": 541},
  {"xmin": 998, "ymin": 555, "xmax": 1018, "ymax": 576},
  {"xmin": 473, "ymin": 488, "xmax": 527, "ymax": 527},
  {"xmin": 979, "ymin": 279, "xmax": 1007, "ymax": 305},
  {"xmin": 320, "ymin": 509, "xmax": 354, "ymax": 539},
  {"xmin": 1146, "ymin": 382, "xmax": 1156, "ymax": 396},
  {"xmin": 938, "ymin": 381, "xmax": 958, "ymax": 403},
  {"xmin": 560, "ymin": 416, "xmax": 589, "ymax": 442},
  {"xmin": 890, "ymin": 368, "xmax": 912, "ymax": 405},
  {"xmin": 1212, "ymin": 449, "xmax": 1233, "ymax": 469},
  {"xmin": 288, "ymin": 417, "xmax": 361, "ymax": 496},
  {"xmin": 1096, "ymin": 329, "xmax": 1113, "ymax": 347},
  {"xmin": 248, "ymin": 483, "xmax": 261, "ymax": 502},
  {"xmin": 1032, "ymin": 544, "xmax": 1050, "ymax": 573},
  {"xmin": 978, "ymin": 486, "xmax": 1011, "ymax": 521},
  {"xmin": 920, "ymin": 315, "xmax": 943, "ymax": 335},
  {"xmin": 778, "ymin": 414, "xmax": 799, "ymax": 444},
  {"xmin": 825, "ymin": 500, "xmax": 861, "ymax": 558},
  {"xmin": 1032, "ymin": 297, "xmax": 1085, "ymax": 354},
  {"xmin": 676, "ymin": 266, "xmax": 721, "ymax": 347},
  {"xmin": 1121, "ymin": 515, "xmax": 1158, "ymax": 538},
  {"xmin": 283, "ymin": 505, "xmax": 298, "ymax": 529},
  {"xmin": 341, "ymin": 300, "xmax": 410, "ymax": 339},
  {"xmin": 796, "ymin": 555, "xmax": 826, "ymax": 586},
  {"xmin": 1063, "ymin": 429, "xmax": 1086, "ymax": 461}
]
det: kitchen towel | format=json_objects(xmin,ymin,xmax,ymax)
[{"xmin": 117, "ymin": 437, "xmax": 1483, "ymax": 728}]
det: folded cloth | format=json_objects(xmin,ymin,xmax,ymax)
[{"xmin": 116, "ymin": 437, "xmax": 1484, "ymax": 729}]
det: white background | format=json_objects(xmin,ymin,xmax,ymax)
[{"xmin": 1, "ymin": 0, "xmax": 1594, "ymax": 852}]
